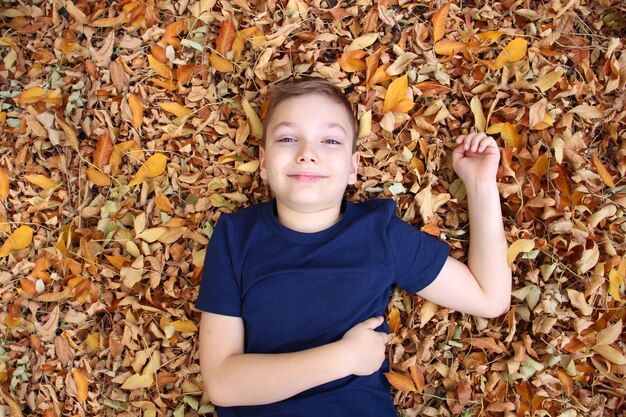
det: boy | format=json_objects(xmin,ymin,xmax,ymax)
[{"xmin": 196, "ymin": 78, "xmax": 512, "ymax": 416}]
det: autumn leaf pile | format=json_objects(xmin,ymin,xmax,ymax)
[{"xmin": 0, "ymin": 0, "xmax": 625, "ymax": 416}]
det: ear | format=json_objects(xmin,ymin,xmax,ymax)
[
  {"xmin": 259, "ymin": 146, "xmax": 267, "ymax": 180},
  {"xmin": 347, "ymin": 151, "xmax": 360, "ymax": 185}
]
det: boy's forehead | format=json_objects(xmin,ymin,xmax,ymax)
[{"xmin": 267, "ymin": 94, "xmax": 355, "ymax": 130}]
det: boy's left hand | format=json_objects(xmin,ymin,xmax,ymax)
[{"xmin": 452, "ymin": 133, "xmax": 500, "ymax": 184}]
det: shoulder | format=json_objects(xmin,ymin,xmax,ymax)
[
  {"xmin": 349, "ymin": 198, "xmax": 397, "ymax": 222},
  {"xmin": 212, "ymin": 201, "xmax": 269, "ymax": 237}
]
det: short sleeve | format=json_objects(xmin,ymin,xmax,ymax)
[
  {"xmin": 195, "ymin": 216, "xmax": 242, "ymax": 317},
  {"xmin": 388, "ymin": 216, "xmax": 450, "ymax": 294}
]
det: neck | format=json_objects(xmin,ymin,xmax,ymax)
[{"xmin": 275, "ymin": 200, "xmax": 343, "ymax": 233}]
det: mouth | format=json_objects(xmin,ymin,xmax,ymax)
[{"xmin": 287, "ymin": 173, "xmax": 328, "ymax": 182}]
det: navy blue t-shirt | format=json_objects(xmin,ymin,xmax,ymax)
[{"xmin": 195, "ymin": 198, "xmax": 449, "ymax": 417}]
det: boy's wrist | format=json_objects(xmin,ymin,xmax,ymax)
[{"xmin": 463, "ymin": 179, "xmax": 499, "ymax": 196}]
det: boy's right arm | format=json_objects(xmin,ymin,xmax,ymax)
[{"xmin": 199, "ymin": 312, "xmax": 387, "ymax": 407}]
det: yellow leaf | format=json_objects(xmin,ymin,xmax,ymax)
[
  {"xmin": 242, "ymin": 99, "xmax": 263, "ymax": 138},
  {"xmin": 608, "ymin": 269, "xmax": 623, "ymax": 302},
  {"xmin": 86, "ymin": 333, "xmax": 100, "ymax": 351},
  {"xmin": 158, "ymin": 102, "xmax": 192, "ymax": 118},
  {"xmin": 237, "ymin": 160, "xmax": 260, "ymax": 172},
  {"xmin": 209, "ymin": 52, "xmax": 234, "ymax": 72},
  {"xmin": 346, "ymin": 33, "xmax": 378, "ymax": 51},
  {"xmin": 534, "ymin": 69, "xmax": 565, "ymax": 93},
  {"xmin": 16, "ymin": 86, "xmax": 46, "ymax": 105},
  {"xmin": 145, "ymin": 154, "xmax": 167, "ymax": 177},
  {"xmin": 54, "ymin": 115, "xmax": 79, "ymax": 151},
  {"xmin": 128, "ymin": 94, "xmax": 144, "ymax": 129},
  {"xmin": 170, "ymin": 320, "xmax": 198, "ymax": 333},
  {"xmin": 501, "ymin": 123, "xmax": 522, "ymax": 148},
  {"xmin": 507, "ymin": 238, "xmax": 535, "ymax": 267},
  {"xmin": 476, "ymin": 31, "xmax": 505, "ymax": 45},
  {"xmin": 486, "ymin": 123, "xmax": 504, "ymax": 135},
  {"xmin": 0, "ymin": 225, "xmax": 34, "ymax": 257},
  {"xmin": 0, "ymin": 168, "xmax": 9, "ymax": 199},
  {"xmin": 592, "ymin": 154, "xmax": 615, "ymax": 188},
  {"xmin": 470, "ymin": 96, "xmax": 486, "ymax": 132},
  {"xmin": 432, "ymin": 2, "xmax": 451, "ymax": 42},
  {"xmin": 384, "ymin": 372, "xmax": 417, "ymax": 392},
  {"xmin": 121, "ymin": 373, "xmax": 154, "ymax": 390},
  {"xmin": 434, "ymin": 40, "xmax": 466, "ymax": 55},
  {"xmin": 388, "ymin": 308, "xmax": 400, "ymax": 334},
  {"xmin": 595, "ymin": 320, "xmax": 622, "ymax": 346},
  {"xmin": 592, "ymin": 344, "xmax": 626, "ymax": 365},
  {"xmin": 105, "ymin": 255, "xmax": 128, "ymax": 270},
  {"xmin": 136, "ymin": 227, "xmax": 167, "ymax": 243},
  {"xmin": 25, "ymin": 174, "xmax": 59, "ymax": 190},
  {"xmin": 155, "ymin": 193, "xmax": 173, "ymax": 214},
  {"xmin": 494, "ymin": 37, "xmax": 528, "ymax": 68},
  {"xmin": 86, "ymin": 167, "xmax": 111, "ymax": 186},
  {"xmin": 0, "ymin": 37, "xmax": 17, "ymax": 47},
  {"xmin": 148, "ymin": 54, "xmax": 172, "ymax": 79},
  {"xmin": 358, "ymin": 110, "xmax": 372, "ymax": 139},
  {"xmin": 72, "ymin": 369, "xmax": 89, "ymax": 402},
  {"xmin": 383, "ymin": 74, "xmax": 408, "ymax": 113}
]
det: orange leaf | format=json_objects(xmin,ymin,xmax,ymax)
[
  {"xmin": 155, "ymin": 193, "xmax": 173, "ymax": 214},
  {"xmin": 409, "ymin": 365, "xmax": 426, "ymax": 392},
  {"xmin": 592, "ymin": 154, "xmax": 615, "ymax": 188},
  {"xmin": 432, "ymin": 3, "xmax": 451, "ymax": 42},
  {"xmin": 476, "ymin": 31, "xmax": 505, "ymax": 45},
  {"xmin": 86, "ymin": 167, "xmax": 110, "ymax": 186},
  {"xmin": 151, "ymin": 78, "xmax": 177, "ymax": 91},
  {"xmin": 434, "ymin": 40, "xmax": 466, "ymax": 55},
  {"xmin": 209, "ymin": 53, "xmax": 234, "ymax": 72},
  {"xmin": 150, "ymin": 44, "xmax": 168, "ymax": 63},
  {"xmin": 72, "ymin": 369, "xmax": 89, "ymax": 402},
  {"xmin": 369, "ymin": 64, "xmax": 391, "ymax": 86},
  {"xmin": 494, "ymin": 38, "xmax": 528, "ymax": 68},
  {"xmin": 162, "ymin": 20, "xmax": 185, "ymax": 42},
  {"xmin": 338, "ymin": 50, "xmax": 367, "ymax": 73},
  {"xmin": 529, "ymin": 152, "xmax": 549, "ymax": 178},
  {"xmin": 0, "ymin": 168, "xmax": 9, "ymax": 199},
  {"xmin": 129, "ymin": 154, "xmax": 168, "ymax": 187},
  {"xmin": 501, "ymin": 123, "xmax": 522, "ymax": 148},
  {"xmin": 384, "ymin": 372, "xmax": 417, "ymax": 392},
  {"xmin": 461, "ymin": 337, "xmax": 504, "ymax": 353},
  {"xmin": 93, "ymin": 133, "xmax": 113, "ymax": 168},
  {"xmin": 216, "ymin": 19, "xmax": 236, "ymax": 55},
  {"xmin": 383, "ymin": 74, "xmax": 409, "ymax": 113},
  {"xmin": 387, "ymin": 308, "xmax": 400, "ymax": 334},
  {"xmin": 128, "ymin": 94, "xmax": 144, "ymax": 129},
  {"xmin": 20, "ymin": 279, "xmax": 37, "ymax": 296},
  {"xmin": 105, "ymin": 255, "xmax": 128, "ymax": 270}
]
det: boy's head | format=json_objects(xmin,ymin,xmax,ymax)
[
  {"xmin": 262, "ymin": 78, "xmax": 358, "ymax": 152},
  {"xmin": 258, "ymin": 78, "xmax": 360, "ymax": 214}
]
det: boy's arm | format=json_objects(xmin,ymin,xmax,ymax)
[
  {"xmin": 417, "ymin": 133, "xmax": 512, "ymax": 318},
  {"xmin": 199, "ymin": 312, "xmax": 387, "ymax": 407}
]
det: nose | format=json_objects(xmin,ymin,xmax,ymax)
[{"xmin": 296, "ymin": 143, "xmax": 318, "ymax": 163}]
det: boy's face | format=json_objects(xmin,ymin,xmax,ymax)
[{"xmin": 259, "ymin": 94, "xmax": 359, "ymax": 214}]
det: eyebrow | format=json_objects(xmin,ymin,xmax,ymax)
[{"xmin": 270, "ymin": 122, "xmax": 348, "ymax": 134}]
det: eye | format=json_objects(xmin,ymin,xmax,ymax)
[
  {"xmin": 323, "ymin": 139, "xmax": 341, "ymax": 145},
  {"xmin": 277, "ymin": 137, "xmax": 296, "ymax": 143}
]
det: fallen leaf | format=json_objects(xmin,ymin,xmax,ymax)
[
  {"xmin": 432, "ymin": 3, "xmax": 451, "ymax": 42},
  {"xmin": 507, "ymin": 239, "xmax": 535, "ymax": 267},
  {"xmin": 494, "ymin": 38, "xmax": 528, "ymax": 68},
  {"xmin": 470, "ymin": 96, "xmax": 486, "ymax": 132},
  {"xmin": 121, "ymin": 373, "xmax": 154, "ymax": 390},
  {"xmin": 128, "ymin": 94, "xmax": 144, "ymax": 129},
  {"xmin": 385, "ymin": 372, "xmax": 417, "ymax": 392},
  {"xmin": 0, "ymin": 169, "xmax": 9, "ymax": 199},
  {"xmin": 158, "ymin": 102, "xmax": 193, "ymax": 118},
  {"xmin": 383, "ymin": 74, "xmax": 409, "ymax": 113},
  {"xmin": 242, "ymin": 99, "xmax": 263, "ymax": 138},
  {"xmin": 346, "ymin": 33, "xmax": 378, "ymax": 51},
  {"xmin": 72, "ymin": 369, "xmax": 89, "ymax": 402},
  {"xmin": 216, "ymin": 19, "xmax": 236, "ymax": 54}
]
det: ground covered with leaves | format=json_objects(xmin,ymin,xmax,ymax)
[{"xmin": 0, "ymin": 0, "xmax": 625, "ymax": 416}]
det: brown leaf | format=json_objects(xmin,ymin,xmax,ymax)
[
  {"xmin": 93, "ymin": 133, "xmax": 114, "ymax": 168},
  {"xmin": 461, "ymin": 337, "xmax": 504, "ymax": 353},
  {"xmin": 216, "ymin": 19, "xmax": 236, "ymax": 54}
]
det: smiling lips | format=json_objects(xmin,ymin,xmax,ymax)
[{"xmin": 287, "ymin": 172, "xmax": 328, "ymax": 182}]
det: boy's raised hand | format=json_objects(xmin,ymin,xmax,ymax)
[
  {"xmin": 340, "ymin": 317, "xmax": 387, "ymax": 376},
  {"xmin": 452, "ymin": 133, "xmax": 500, "ymax": 184}
]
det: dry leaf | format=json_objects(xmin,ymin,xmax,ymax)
[
  {"xmin": 383, "ymin": 74, "xmax": 409, "ymax": 113},
  {"xmin": 242, "ymin": 99, "xmax": 263, "ymax": 138},
  {"xmin": 470, "ymin": 96, "xmax": 486, "ymax": 132},
  {"xmin": 385, "ymin": 372, "xmax": 417, "ymax": 392},
  {"xmin": 128, "ymin": 94, "xmax": 144, "ymax": 129},
  {"xmin": 507, "ymin": 239, "xmax": 535, "ymax": 267},
  {"xmin": 129, "ymin": 154, "xmax": 168, "ymax": 186},
  {"xmin": 121, "ymin": 373, "xmax": 154, "ymax": 390},
  {"xmin": 432, "ymin": 3, "xmax": 451, "ymax": 42},
  {"xmin": 346, "ymin": 33, "xmax": 378, "ymax": 51},
  {"xmin": 72, "ymin": 369, "xmax": 89, "ymax": 402},
  {"xmin": 209, "ymin": 53, "xmax": 234, "ymax": 72},
  {"xmin": 358, "ymin": 110, "xmax": 372, "ymax": 139},
  {"xmin": 0, "ymin": 168, "xmax": 9, "ymax": 199},
  {"xmin": 595, "ymin": 320, "xmax": 622, "ymax": 346},
  {"xmin": 0, "ymin": 225, "xmax": 34, "ymax": 257},
  {"xmin": 494, "ymin": 38, "xmax": 528, "ymax": 68},
  {"xmin": 86, "ymin": 167, "xmax": 110, "ymax": 186},
  {"xmin": 93, "ymin": 133, "xmax": 114, "ymax": 168},
  {"xmin": 434, "ymin": 40, "xmax": 465, "ymax": 56},
  {"xmin": 237, "ymin": 160, "xmax": 260, "ymax": 172},
  {"xmin": 388, "ymin": 308, "xmax": 400, "ymax": 334},
  {"xmin": 216, "ymin": 19, "xmax": 236, "ymax": 54},
  {"xmin": 158, "ymin": 102, "xmax": 193, "ymax": 118}
]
